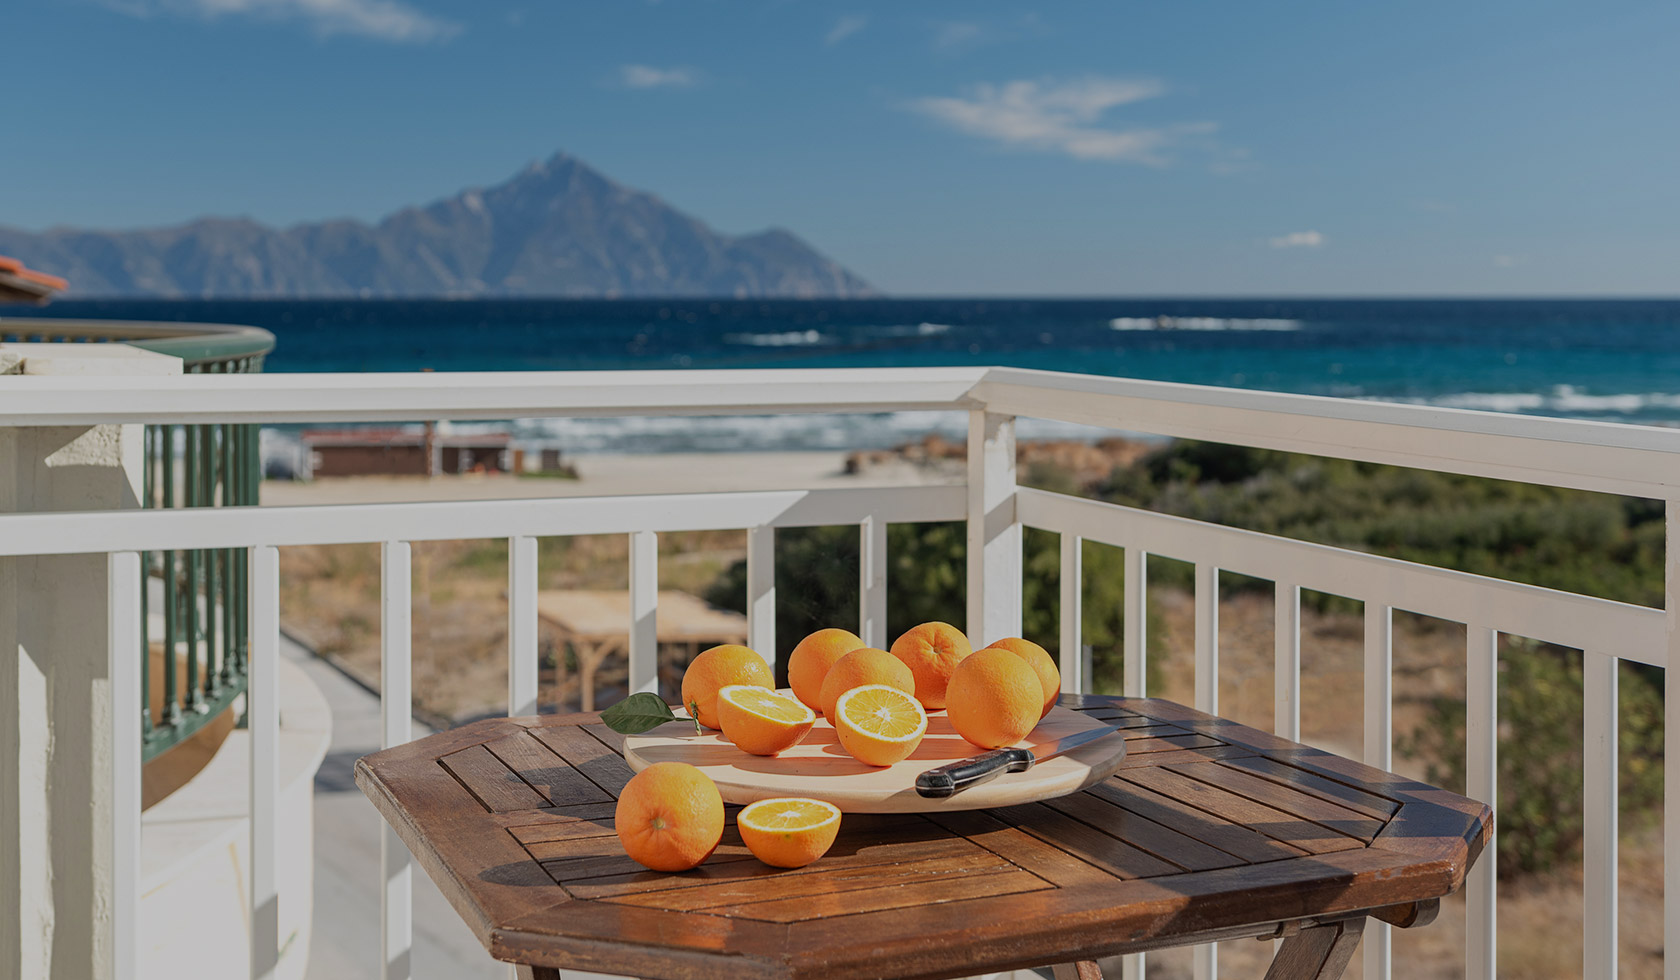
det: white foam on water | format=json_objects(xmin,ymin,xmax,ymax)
[
  {"xmin": 500, "ymin": 411, "xmax": 1116, "ymax": 454},
  {"xmin": 1385, "ymin": 385, "xmax": 1680, "ymax": 416},
  {"xmin": 722, "ymin": 329, "xmax": 828, "ymax": 347},
  {"xmin": 1110, "ymin": 316, "xmax": 1303, "ymax": 332},
  {"xmin": 258, "ymin": 385, "xmax": 1680, "ymax": 476}
]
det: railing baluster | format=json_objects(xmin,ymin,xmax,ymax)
[
  {"xmin": 628, "ymin": 530, "xmax": 659, "ymax": 698},
  {"xmin": 204, "ymin": 425, "xmax": 218, "ymax": 702},
  {"xmin": 859, "ymin": 516, "xmax": 887, "ymax": 649},
  {"xmin": 747, "ymin": 525, "xmax": 776, "ymax": 669},
  {"xmin": 1193, "ymin": 562, "xmax": 1219, "ymax": 980},
  {"xmin": 1122, "ymin": 543, "xmax": 1148, "ymax": 980},
  {"xmin": 1465, "ymin": 624, "xmax": 1498, "ymax": 980},
  {"xmin": 508, "ymin": 535, "xmax": 539, "ymax": 716},
  {"xmin": 141, "ymin": 428, "xmax": 152, "ymax": 734},
  {"xmin": 1270, "ymin": 581, "xmax": 1302, "ymax": 963},
  {"xmin": 162, "ymin": 425, "xmax": 180, "ymax": 732},
  {"xmin": 108, "ymin": 551, "xmax": 142, "ymax": 980},
  {"xmin": 233, "ymin": 425, "xmax": 247, "ymax": 675},
  {"xmin": 1584, "ymin": 651, "xmax": 1618, "ymax": 977},
  {"xmin": 966, "ymin": 409, "xmax": 1021, "ymax": 646},
  {"xmin": 186, "ymin": 426, "xmax": 201, "ymax": 712},
  {"xmin": 1274, "ymin": 583, "xmax": 1301, "ymax": 741},
  {"xmin": 1122, "ymin": 547, "xmax": 1147, "ymax": 699},
  {"xmin": 1194, "ymin": 564, "xmax": 1219, "ymax": 715},
  {"xmin": 1059, "ymin": 533, "xmax": 1082, "ymax": 693},
  {"xmin": 249, "ymin": 544, "xmax": 279, "ymax": 980},
  {"xmin": 1364, "ymin": 603, "xmax": 1393, "ymax": 980},
  {"xmin": 380, "ymin": 541, "xmax": 413, "ymax": 980},
  {"xmin": 220, "ymin": 422, "xmax": 234, "ymax": 687},
  {"xmin": 1667, "ymin": 499, "xmax": 1679, "ymax": 980}
]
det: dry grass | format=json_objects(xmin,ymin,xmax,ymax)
[{"xmin": 278, "ymin": 529, "xmax": 747, "ymax": 721}]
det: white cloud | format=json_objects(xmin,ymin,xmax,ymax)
[
  {"xmin": 619, "ymin": 64, "xmax": 699, "ymax": 89},
  {"xmin": 1269, "ymin": 230, "xmax": 1325, "ymax": 249},
  {"xmin": 910, "ymin": 76, "xmax": 1215, "ymax": 165},
  {"xmin": 826, "ymin": 14, "xmax": 867, "ymax": 45},
  {"xmin": 108, "ymin": 0, "xmax": 457, "ymax": 42}
]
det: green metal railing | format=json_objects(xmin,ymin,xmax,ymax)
[{"xmin": 1, "ymin": 318, "xmax": 275, "ymax": 760}]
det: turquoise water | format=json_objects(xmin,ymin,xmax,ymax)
[{"xmin": 16, "ymin": 297, "xmax": 1680, "ymax": 450}]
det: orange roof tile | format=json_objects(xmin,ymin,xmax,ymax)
[{"xmin": 0, "ymin": 254, "xmax": 68, "ymax": 304}]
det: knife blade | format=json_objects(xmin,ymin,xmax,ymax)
[{"xmin": 914, "ymin": 724, "xmax": 1124, "ymax": 799}]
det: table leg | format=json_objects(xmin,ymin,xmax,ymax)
[
  {"xmin": 514, "ymin": 967, "xmax": 560, "ymax": 980},
  {"xmin": 1051, "ymin": 962, "xmax": 1104, "ymax": 980},
  {"xmin": 1263, "ymin": 917, "xmax": 1366, "ymax": 980}
]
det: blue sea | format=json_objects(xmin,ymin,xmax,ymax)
[{"xmin": 13, "ymin": 298, "xmax": 1680, "ymax": 452}]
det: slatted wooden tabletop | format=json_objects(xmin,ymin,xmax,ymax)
[{"xmin": 354, "ymin": 695, "xmax": 1490, "ymax": 980}]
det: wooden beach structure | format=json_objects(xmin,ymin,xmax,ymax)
[{"xmin": 535, "ymin": 588, "xmax": 749, "ymax": 710}]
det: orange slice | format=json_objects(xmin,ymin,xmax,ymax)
[
  {"xmin": 716, "ymin": 685, "xmax": 816, "ymax": 756},
  {"xmin": 833, "ymin": 684, "xmax": 927, "ymax": 767},
  {"xmin": 736, "ymin": 797, "xmax": 842, "ymax": 868}
]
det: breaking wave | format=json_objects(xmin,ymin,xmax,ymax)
[
  {"xmin": 722, "ymin": 329, "xmax": 829, "ymax": 347},
  {"xmin": 1110, "ymin": 316, "xmax": 1303, "ymax": 332},
  {"xmin": 1390, "ymin": 386, "xmax": 1680, "ymax": 416}
]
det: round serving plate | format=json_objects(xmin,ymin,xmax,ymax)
[{"xmin": 622, "ymin": 696, "xmax": 1126, "ymax": 813}]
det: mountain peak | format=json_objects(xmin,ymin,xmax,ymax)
[{"xmin": 0, "ymin": 152, "xmax": 876, "ymax": 299}]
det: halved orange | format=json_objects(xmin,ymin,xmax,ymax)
[
  {"xmin": 736, "ymin": 797, "xmax": 842, "ymax": 868},
  {"xmin": 833, "ymin": 684, "xmax": 927, "ymax": 767},
  {"xmin": 716, "ymin": 685, "xmax": 816, "ymax": 756}
]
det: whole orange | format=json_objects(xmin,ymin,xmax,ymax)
[
  {"xmin": 945, "ymin": 648, "xmax": 1043, "ymax": 749},
  {"xmin": 786, "ymin": 628, "xmax": 866, "ymax": 712},
  {"xmin": 818, "ymin": 647, "xmax": 914, "ymax": 721},
  {"xmin": 888, "ymin": 622, "xmax": 972, "ymax": 710},
  {"xmin": 680, "ymin": 644, "xmax": 772, "ymax": 730},
  {"xmin": 984, "ymin": 637, "xmax": 1061, "ymax": 718},
  {"xmin": 614, "ymin": 762, "xmax": 724, "ymax": 872}
]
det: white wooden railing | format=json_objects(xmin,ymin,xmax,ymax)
[{"xmin": 3, "ymin": 364, "xmax": 1677, "ymax": 980}]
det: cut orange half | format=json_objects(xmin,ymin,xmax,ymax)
[
  {"xmin": 716, "ymin": 685, "xmax": 816, "ymax": 756},
  {"xmin": 833, "ymin": 684, "xmax": 927, "ymax": 767},
  {"xmin": 737, "ymin": 797, "xmax": 842, "ymax": 868}
]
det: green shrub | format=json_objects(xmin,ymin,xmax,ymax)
[
  {"xmin": 1098, "ymin": 441, "xmax": 1664, "ymax": 608},
  {"xmin": 1398, "ymin": 640, "xmax": 1663, "ymax": 877},
  {"xmin": 705, "ymin": 521, "xmax": 1146, "ymax": 691}
]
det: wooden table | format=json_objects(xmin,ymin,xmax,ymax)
[{"xmin": 355, "ymin": 695, "xmax": 1490, "ymax": 980}]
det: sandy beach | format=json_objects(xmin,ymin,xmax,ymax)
[{"xmin": 260, "ymin": 450, "xmax": 963, "ymax": 506}]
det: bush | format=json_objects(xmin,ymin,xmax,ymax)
[
  {"xmin": 1097, "ymin": 442, "xmax": 1665, "ymax": 608},
  {"xmin": 705, "ymin": 521, "xmax": 1144, "ymax": 691},
  {"xmin": 1398, "ymin": 640, "xmax": 1664, "ymax": 877}
]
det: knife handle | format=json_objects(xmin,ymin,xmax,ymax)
[{"xmin": 915, "ymin": 747, "xmax": 1035, "ymax": 799}]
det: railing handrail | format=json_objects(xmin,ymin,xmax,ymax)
[
  {"xmin": 0, "ymin": 485, "xmax": 967, "ymax": 557},
  {"xmin": 0, "ymin": 318, "xmax": 276, "ymax": 368},
  {"xmin": 4, "ymin": 364, "xmax": 1679, "ymax": 495}
]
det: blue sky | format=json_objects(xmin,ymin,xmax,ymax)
[{"xmin": 4, "ymin": 0, "xmax": 1676, "ymax": 295}]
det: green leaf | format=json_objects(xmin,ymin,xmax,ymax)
[{"xmin": 600, "ymin": 693, "xmax": 679, "ymax": 735}]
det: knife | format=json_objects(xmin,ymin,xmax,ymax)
[{"xmin": 914, "ymin": 724, "xmax": 1125, "ymax": 799}]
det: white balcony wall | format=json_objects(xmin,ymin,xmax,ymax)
[{"xmin": 0, "ymin": 345, "xmax": 180, "ymax": 980}]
